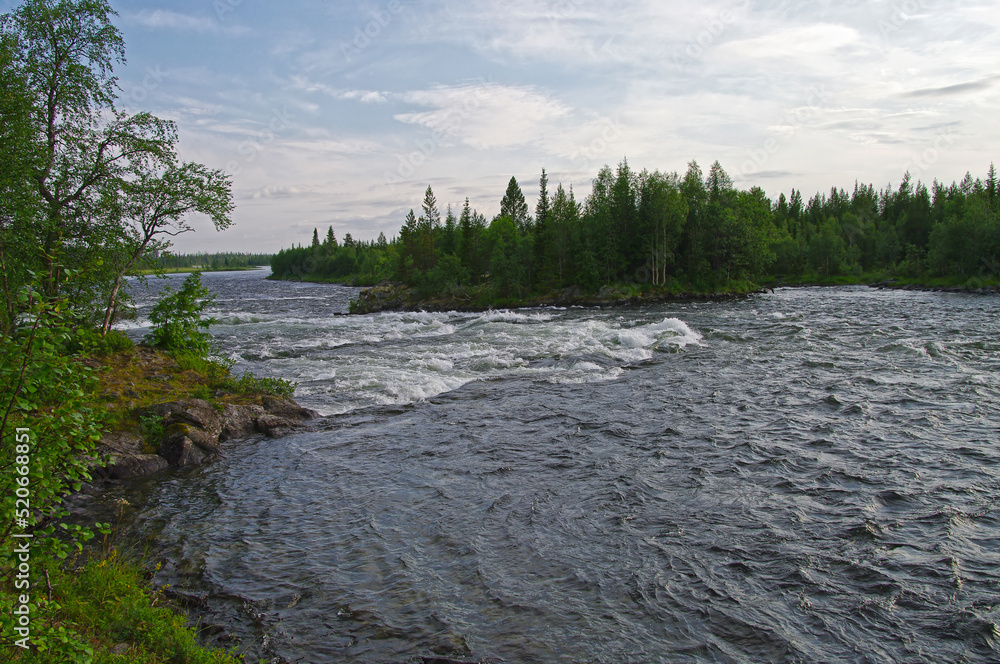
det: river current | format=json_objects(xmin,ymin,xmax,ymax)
[{"xmin": 111, "ymin": 269, "xmax": 1000, "ymax": 663}]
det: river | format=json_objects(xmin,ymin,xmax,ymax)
[{"xmin": 110, "ymin": 269, "xmax": 1000, "ymax": 663}]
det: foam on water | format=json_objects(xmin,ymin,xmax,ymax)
[
  {"xmin": 208, "ymin": 308, "xmax": 706, "ymax": 414},
  {"xmin": 123, "ymin": 273, "xmax": 705, "ymax": 415}
]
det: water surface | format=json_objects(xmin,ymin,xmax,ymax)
[{"xmin": 115, "ymin": 271, "xmax": 1000, "ymax": 663}]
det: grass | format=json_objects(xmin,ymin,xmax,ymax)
[
  {"xmin": 2, "ymin": 548, "xmax": 243, "ymax": 663},
  {"xmin": 91, "ymin": 343, "xmax": 295, "ymax": 436}
]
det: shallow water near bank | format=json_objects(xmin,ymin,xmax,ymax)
[{"xmin": 108, "ymin": 270, "xmax": 1000, "ymax": 663}]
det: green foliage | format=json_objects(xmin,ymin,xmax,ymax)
[
  {"xmin": 1, "ymin": 550, "xmax": 241, "ymax": 662},
  {"xmin": 138, "ymin": 413, "xmax": 165, "ymax": 446},
  {"xmin": 144, "ymin": 273, "xmax": 216, "ymax": 354},
  {"xmin": 0, "ymin": 0, "xmax": 233, "ymax": 334},
  {"xmin": 153, "ymin": 251, "xmax": 272, "ymax": 271},
  {"xmin": 66, "ymin": 327, "xmax": 135, "ymax": 356},
  {"xmin": 0, "ymin": 274, "xmax": 107, "ymax": 565},
  {"xmin": 221, "ymin": 371, "xmax": 297, "ymax": 399}
]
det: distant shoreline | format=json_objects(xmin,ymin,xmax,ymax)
[{"xmin": 135, "ymin": 266, "xmax": 269, "ymax": 275}]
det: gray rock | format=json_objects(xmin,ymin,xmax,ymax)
[
  {"xmin": 105, "ymin": 454, "xmax": 169, "ymax": 480},
  {"xmin": 220, "ymin": 403, "xmax": 263, "ymax": 441},
  {"xmin": 261, "ymin": 395, "xmax": 319, "ymax": 421},
  {"xmin": 254, "ymin": 414, "xmax": 295, "ymax": 438},
  {"xmin": 146, "ymin": 399, "xmax": 223, "ymax": 438},
  {"xmin": 159, "ymin": 433, "xmax": 207, "ymax": 467}
]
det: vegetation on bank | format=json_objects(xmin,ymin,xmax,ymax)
[
  {"xmin": 150, "ymin": 253, "xmax": 272, "ymax": 274},
  {"xmin": 1, "ymin": 271, "xmax": 286, "ymax": 662},
  {"xmin": 272, "ymin": 160, "xmax": 1000, "ymax": 307},
  {"xmin": 0, "ymin": 1, "xmax": 282, "ymax": 659}
]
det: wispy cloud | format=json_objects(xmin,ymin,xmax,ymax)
[
  {"xmin": 395, "ymin": 83, "xmax": 572, "ymax": 150},
  {"xmin": 131, "ymin": 10, "xmax": 250, "ymax": 36},
  {"xmin": 904, "ymin": 74, "xmax": 1000, "ymax": 98}
]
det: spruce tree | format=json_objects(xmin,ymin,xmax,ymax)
[
  {"xmin": 500, "ymin": 176, "xmax": 530, "ymax": 234},
  {"xmin": 534, "ymin": 169, "xmax": 553, "ymax": 288}
]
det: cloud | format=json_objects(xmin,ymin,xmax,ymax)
[
  {"xmin": 249, "ymin": 185, "xmax": 307, "ymax": 200},
  {"xmin": 132, "ymin": 10, "xmax": 249, "ymax": 36},
  {"xmin": 341, "ymin": 90, "xmax": 389, "ymax": 104},
  {"xmin": 904, "ymin": 74, "xmax": 1000, "ymax": 98},
  {"xmin": 394, "ymin": 83, "xmax": 572, "ymax": 150}
]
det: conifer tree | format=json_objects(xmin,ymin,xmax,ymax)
[
  {"xmin": 500, "ymin": 176, "xmax": 530, "ymax": 234},
  {"xmin": 534, "ymin": 168, "xmax": 553, "ymax": 286}
]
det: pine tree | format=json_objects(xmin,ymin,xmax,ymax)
[
  {"xmin": 312, "ymin": 228, "xmax": 320, "ymax": 248},
  {"xmin": 325, "ymin": 226, "xmax": 337, "ymax": 249}
]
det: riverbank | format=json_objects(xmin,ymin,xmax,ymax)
[
  {"xmin": 2, "ymin": 341, "xmax": 319, "ymax": 663},
  {"xmin": 135, "ymin": 266, "xmax": 267, "ymax": 276},
  {"xmin": 766, "ymin": 272, "xmax": 1000, "ymax": 294},
  {"xmin": 348, "ymin": 281, "xmax": 768, "ymax": 314}
]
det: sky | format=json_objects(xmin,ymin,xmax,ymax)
[{"xmin": 16, "ymin": 0, "xmax": 1000, "ymax": 252}]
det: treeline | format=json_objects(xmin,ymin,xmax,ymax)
[
  {"xmin": 155, "ymin": 252, "xmax": 272, "ymax": 270},
  {"xmin": 271, "ymin": 159, "xmax": 1000, "ymax": 296},
  {"xmin": 270, "ymin": 229, "xmax": 393, "ymax": 285}
]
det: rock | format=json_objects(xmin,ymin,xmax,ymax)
[
  {"xmin": 146, "ymin": 399, "xmax": 223, "ymax": 438},
  {"xmin": 104, "ymin": 454, "xmax": 169, "ymax": 480},
  {"xmin": 251, "ymin": 396, "xmax": 319, "ymax": 437},
  {"xmin": 261, "ymin": 395, "xmax": 319, "ymax": 421},
  {"xmin": 159, "ymin": 433, "xmax": 207, "ymax": 467},
  {"xmin": 219, "ymin": 403, "xmax": 263, "ymax": 441},
  {"xmin": 350, "ymin": 281, "xmax": 416, "ymax": 314},
  {"xmin": 254, "ymin": 414, "xmax": 295, "ymax": 438},
  {"xmin": 162, "ymin": 588, "xmax": 209, "ymax": 608},
  {"xmin": 111, "ymin": 643, "xmax": 130, "ymax": 656}
]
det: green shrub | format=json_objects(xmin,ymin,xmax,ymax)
[
  {"xmin": 144, "ymin": 273, "xmax": 216, "ymax": 355},
  {"xmin": 222, "ymin": 371, "xmax": 297, "ymax": 398},
  {"xmin": 138, "ymin": 414, "xmax": 165, "ymax": 447}
]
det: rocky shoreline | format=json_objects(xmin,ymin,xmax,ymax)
[
  {"xmin": 349, "ymin": 281, "xmax": 769, "ymax": 315},
  {"xmin": 869, "ymin": 280, "xmax": 1000, "ymax": 295},
  {"xmin": 94, "ymin": 395, "xmax": 320, "ymax": 481}
]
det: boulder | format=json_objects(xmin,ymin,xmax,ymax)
[
  {"xmin": 254, "ymin": 414, "xmax": 295, "ymax": 438},
  {"xmin": 104, "ymin": 454, "xmax": 169, "ymax": 480},
  {"xmin": 219, "ymin": 403, "xmax": 263, "ymax": 441},
  {"xmin": 159, "ymin": 433, "xmax": 207, "ymax": 467},
  {"xmin": 146, "ymin": 399, "xmax": 223, "ymax": 438},
  {"xmin": 261, "ymin": 395, "xmax": 319, "ymax": 421}
]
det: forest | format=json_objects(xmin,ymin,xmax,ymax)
[
  {"xmin": 271, "ymin": 160, "xmax": 1000, "ymax": 299},
  {"xmin": 152, "ymin": 252, "xmax": 272, "ymax": 271}
]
